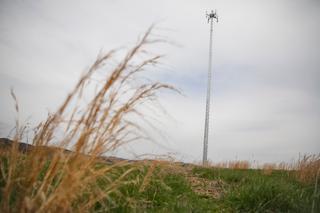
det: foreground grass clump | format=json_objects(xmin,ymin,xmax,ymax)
[
  {"xmin": 0, "ymin": 27, "xmax": 176, "ymax": 212},
  {"xmin": 226, "ymin": 176, "xmax": 309, "ymax": 212},
  {"xmin": 94, "ymin": 163, "xmax": 224, "ymax": 212}
]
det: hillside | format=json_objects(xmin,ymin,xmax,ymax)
[{"xmin": 1, "ymin": 138, "xmax": 319, "ymax": 212}]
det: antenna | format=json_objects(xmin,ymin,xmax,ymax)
[{"xmin": 203, "ymin": 10, "xmax": 218, "ymax": 165}]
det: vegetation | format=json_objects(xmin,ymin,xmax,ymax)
[
  {"xmin": 0, "ymin": 27, "xmax": 176, "ymax": 212},
  {"xmin": 1, "ymin": 149, "xmax": 319, "ymax": 212},
  {"xmin": 0, "ymin": 27, "xmax": 319, "ymax": 212},
  {"xmin": 192, "ymin": 164, "xmax": 320, "ymax": 212}
]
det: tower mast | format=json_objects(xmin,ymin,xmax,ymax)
[{"xmin": 203, "ymin": 10, "xmax": 218, "ymax": 165}]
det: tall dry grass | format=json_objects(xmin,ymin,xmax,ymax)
[
  {"xmin": 200, "ymin": 156, "xmax": 320, "ymax": 184},
  {"xmin": 259, "ymin": 154, "xmax": 320, "ymax": 184},
  {"xmin": 295, "ymin": 154, "xmax": 320, "ymax": 184},
  {"xmin": 203, "ymin": 160, "xmax": 251, "ymax": 170},
  {"xmin": 0, "ymin": 26, "xmax": 175, "ymax": 212}
]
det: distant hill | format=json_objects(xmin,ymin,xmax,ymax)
[
  {"xmin": 0, "ymin": 138, "xmax": 34, "ymax": 153},
  {"xmin": 0, "ymin": 138, "xmax": 127, "ymax": 163}
]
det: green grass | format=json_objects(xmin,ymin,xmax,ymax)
[
  {"xmin": 90, "ymin": 165, "xmax": 319, "ymax": 212},
  {"xmin": 93, "ymin": 166, "xmax": 223, "ymax": 212},
  {"xmin": 192, "ymin": 166, "xmax": 319, "ymax": 212},
  {"xmin": 95, "ymin": 166, "xmax": 319, "ymax": 212},
  {"xmin": 1, "ymin": 157, "xmax": 319, "ymax": 212}
]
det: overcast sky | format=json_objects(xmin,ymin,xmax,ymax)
[{"xmin": 1, "ymin": 0, "xmax": 319, "ymax": 163}]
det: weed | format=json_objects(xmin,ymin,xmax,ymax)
[{"xmin": 0, "ymin": 26, "xmax": 175, "ymax": 212}]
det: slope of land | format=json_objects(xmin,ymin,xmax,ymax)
[{"xmin": 0, "ymin": 138, "xmax": 319, "ymax": 212}]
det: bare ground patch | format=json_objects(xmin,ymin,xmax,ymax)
[{"xmin": 187, "ymin": 176, "xmax": 225, "ymax": 199}]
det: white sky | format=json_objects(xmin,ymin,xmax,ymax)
[{"xmin": 1, "ymin": 0, "xmax": 320, "ymax": 163}]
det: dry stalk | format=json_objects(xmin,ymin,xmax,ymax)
[{"xmin": 0, "ymin": 26, "xmax": 175, "ymax": 212}]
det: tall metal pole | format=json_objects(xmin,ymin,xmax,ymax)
[{"xmin": 203, "ymin": 11, "xmax": 218, "ymax": 165}]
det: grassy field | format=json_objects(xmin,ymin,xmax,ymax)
[
  {"xmin": 95, "ymin": 162, "xmax": 319, "ymax": 212},
  {"xmin": 1, "ymin": 154, "xmax": 319, "ymax": 212}
]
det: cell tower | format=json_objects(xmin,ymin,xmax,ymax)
[{"xmin": 203, "ymin": 10, "xmax": 218, "ymax": 165}]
